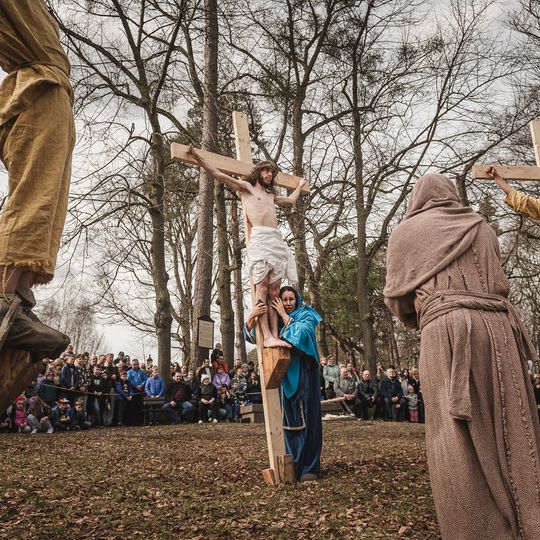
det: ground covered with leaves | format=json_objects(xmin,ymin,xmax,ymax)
[{"xmin": 0, "ymin": 420, "xmax": 439, "ymax": 539}]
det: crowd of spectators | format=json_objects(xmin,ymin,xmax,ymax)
[
  {"xmin": 3, "ymin": 343, "xmax": 539, "ymax": 434},
  {"xmin": 320, "ymin": 354, "xmax": 425, "ymax": 422}
]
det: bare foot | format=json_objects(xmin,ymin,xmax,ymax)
[{"xmin": 264, "ymin": 337, "xmax": 291, "ymax": 348}]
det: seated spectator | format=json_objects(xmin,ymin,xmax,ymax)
[
  {"xmin": 115, "ymin": 371, "xmax": 134, "ymax": 426},
  {"xmin": 357, "ymin": 370, "xmax": 377, "ymax": 420},
  {"xmin": 163, "ymin": 372, "xmax": 193, "ymax": 424},
  {"xmin": 231, "ymin": 380, "xmax": 251, "ymax": 420},
  {"xmin": 212, "ymin": 366, "xmax": 231, "ymax": 390},
  {"xmin": 247, "ymin": 361, "xmax": 256, "ymax": 375},
  {"xmin": 247, "ymin": 372, "xmax": 262, "ymax": 404},
  {"xmin": 27, "ymin": 397, "xmax": 53, "ymax": 434},
  {"xmin": 197, "ymin": 374, "xmax": 217, "ymax": 423},
  {"xmin": 71, "ymin": 399, "xmax": 92, "ymax": 430},
  {"xmin": 38, "ymin": 371, "xmax": 58, "ymax": 407},
  {"xmin": 323, "ymin": 355, "xmax": 340, "ymax": 399},
  {"xmin": 180, "ymin": 365, "xmax": 188, "ymax": 379},
  {"xmin": 334, "ymin": 367, "xmax": 361, "ymax": 418},
  {"xmin": 49, "ymin": 398, "xmax": 76, "ymax": 431},
  {"xmin": 216, "ymin": 385, "xmax": 233, "ymax": 421},
  {"xmin": 405, "ymin": 384, "xmax": 419, "ymax": 423},
  {"xmin": 346, "ymin": 362, "xmax": 360, "ymax": 381},
  {"xmin": 379, "ymin": 367, "xmax": 405, "ymax": 421},
  {"xmin": 229, "ymin": 358, "xmax": 242, "ymax": 379},
  {"xmin": 12, "ymin": 396, "xmax": 31, "ymax": 433}
]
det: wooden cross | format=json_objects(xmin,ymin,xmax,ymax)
[
  {"xmin": 473, "ymin": 120, "xmax": 540, "ymax": 180},
  {"xmin": 171, "ymin": 111, "xmax": 305, "ymax": 484}
]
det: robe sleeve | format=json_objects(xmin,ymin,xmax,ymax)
[
  {"xmin": 280, "ymin": 317, "xmax": 319, "ymax": 363},
  {"xmin": 385, "ymin": 293, "xmax": 418, "ymax": 330},
  {"xmin": 243, "ymin": 323, "xmax": 256, "ymax": 345},
  {"xmin": 505, "ymin": 189, "xmax": 540, "ymax": 221}
]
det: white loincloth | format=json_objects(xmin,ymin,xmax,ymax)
[{"xmin": 246, "ymin": 226, "xmax": 298, "ymax": 285}]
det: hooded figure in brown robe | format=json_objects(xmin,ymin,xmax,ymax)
[{"xmin": 385, "ymin": 173, "xmax": 540, "ymax": 540}]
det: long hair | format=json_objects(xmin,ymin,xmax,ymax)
[{"xmin": 244, "ymin": 161, "xmax": 279, "ymax": 194}]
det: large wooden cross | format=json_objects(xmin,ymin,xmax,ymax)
[
  {"xmin": 473, "ymin": 120, "xmax": 540, "ymax": 180},
  {"xmin": 171, "ymin": 112, "xmax": 306, "ymax": 485}
]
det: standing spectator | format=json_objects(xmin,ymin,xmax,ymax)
[
  {"xmin": 76, "ymin": 357, "xmax": 92, "ymax": 412},
  {"xmin": 334, "ymin": 367, "xmax": 361, "ymax": 418},
  {"xmin": 100, "ymin": 370, "xmax": 115, "ymax": 427},
  {"xmin": 196, "ymin": 358, "xmax": 215, "ymax": 384},
  {"xmin": 212, "ymin": 366, "xmax": 231, "ymax": 390},
  {"xmin": 407, "ymin": 367, "xmax": 424, "ymax": 423},
  {"xmin": 60, "ymin": 355, "xmax": 80, "ymax": 403},
  {"xmin": 405, "ymin": 384, "xmax": 419, "ymax": 423},
  {"xmin": 38, "ymin": 371, "xmax": 57, "ymax": 407},
  {"xmin": 88, "ymin": 365, "xmax": 104, "ymax": 426},
  {"xmin": 145, "ymin": 367, "xmax": 165, "ymax": 425},
  {"xmin": 229, "ymin": 358, "xmax": 242, "ymax": 379},
  {"xmin": 127, "ymin": 359, "xmax": 148, "ymax": 426},
  {"xmin": 163, "ymin": 372, "xmax": 193, "ymax": 424},
  {"xmin": 115, "ymin": 371, "xmax": 134, "ymax": 426},
  {"xmin": 49, "ymin": 397, "xmax": 76, "ymax": 431},
  {"xmin": 71, "ymin": 399, "xmax": 91, "ymax": 430},
  {"xmin": 212, "ymin": 352, "xmax": 228, "ymax": 373},
  {"xmin": 210, "ymin": 342, "xmax": 223, "ymax": 364},
  {"xmin": 180, "ymin": 365, "xmax": 189, "ymax": 380},
  {"xmin": 27, "ymin": 397, "xmax": 53, "ymax": 433},
  {"xmin": 379, "ymin": 367, "xmax": 405, "ymax": 421},
  {"xmin": 12, "ymin": 396, "xmax": 31, "ymax": 433},
  {"xmin": 346, "ymin": 362, "xmax": 360, "ymax": 382},
  {"xmin": 323, "ymin": 355, "xmax": 340, "ymax": 399},
  {"xmin": 114, "ymin": 351, "xmax": 125, "ymax": 365},
  {"xmin": 60, "ymin": 344, "xmax": 74, "ymax": 360},
  {"xmin": 533, "ymin": 373, "xmax": 540, "ymax": 422},
  {"xmin": 357, "ymin": 370, "xmax": 377, "ymax": 420},
  {"xmin": 319, "ymin": 356, "xmax": 327, "ymax": 399},
  {"xmin": 197, "ymin": 374, "xmax": 217, "ymax": 423}
]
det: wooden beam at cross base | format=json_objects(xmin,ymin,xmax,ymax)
[
  {"xmin": 170, "ymin": 142, "xmax": 310, "ymax": 193},
  {"xmin": 472, "ymin": 165, "xmax": 540, "ymax": 181},
  {"xmin": 232, "ymin": 111, "xmax": 295, "ymax": 485}
]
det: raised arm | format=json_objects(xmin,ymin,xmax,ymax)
[
  {"xmin": 487, "ymin": 166, "xmax": 512, "ymax": 194},
  {"xmin": 187, "ymin": 145, "xmax": 252, "ymax": 193},
  {"xmin": 274, "ymin": 178, "xmax": 308, "ymax": 206}
]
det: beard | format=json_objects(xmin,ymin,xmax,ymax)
[{"xmin": 258, "ymin": 176, "xmax": 273, "ymax": 192}]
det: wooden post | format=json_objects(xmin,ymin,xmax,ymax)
[
  {"xmin": 530, "ymin": 120, "xmax": 540, "ymax": 167},
  {"xmin": 232, "ymin": 111, "xmax": 295, "ymax": 484}
]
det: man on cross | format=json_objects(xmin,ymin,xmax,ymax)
[{"xmin": 187, "ymin": 145, "xmax": 307, "ymax": 348}]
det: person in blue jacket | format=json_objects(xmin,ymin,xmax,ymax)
[{"xmin": 245, "ymin": 285, "xmax": 322, "ymax": 481}]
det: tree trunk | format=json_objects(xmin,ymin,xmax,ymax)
[
  {"xmin": 190, "ymin": 0, "xmax": 219, "ymax": 368},
  {"xmin": 231, "ymin": 197, "xmax": 247, "ymax": 362},
  {"xmin": 214, "ymin": 182, "xmax": 235, "ymax": 368}
]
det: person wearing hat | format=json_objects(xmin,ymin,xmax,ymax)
[
  {"xmin": 49, "ymin": 397, "xmax": 76, "ymax": 431},
  {"xmin": 197, "ymin": 374, "xmax": 217, "ymax": 424}
]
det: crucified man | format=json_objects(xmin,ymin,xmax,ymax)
[{"xmin": 188, "ymin": 145, "xmax": 307, "ymax": 348}]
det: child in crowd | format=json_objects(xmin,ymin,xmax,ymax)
[
  {"xmin": 71, "ymin": 399, "xmax": 92, "ymax": 430},
  {"xmin": 100, "ymin": 370, "xmax": 114, "ymax": 427},
  {"xmin": 12, "ymin": 396, "xmax": 31, "ymax": 433},
  {"xmin": 216, "ymin": 384, "xmax": 233, "ymax": 421},
  {"xmin": 231, "ymin": 380, "xmax": 251, "ymax": 421},
  {"xmin": 115, "ymin": 371, "xmax": 133, "ymax": 426},
  {"xmin": 88, "ymin": 365, "xmax": 104, "ymax": 426},
  {"xmin": 49, "ymin": 398, "xmax": 76, "ymax": 431},
  {"xmin": 27, "ymin": 397, "xmax": 53, "ymax": 433},
  {"xmin": 145, "ymin": 367, "xmax": 164, "ymax": 425},
  {"xmin": 404, "ymin": 384, "xmax": 419, "ymax": 423}
]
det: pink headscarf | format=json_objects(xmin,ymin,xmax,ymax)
[{"xmin": 384, "ymin": 173, "xmax": 483, "ymax": 298}]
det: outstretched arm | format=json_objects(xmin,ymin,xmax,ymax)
[
  {"xmin": 274, "ymin": 178, "xmax": 308, "ymax": 206},
  {"xmin": 487, "ymin": 166, "xmax": 512, "ymax": 194},
  {"xmin": 187, "ymin": 145, "xmax": 251, "ymax": 193}
]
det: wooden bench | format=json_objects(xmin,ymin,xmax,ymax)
[
  {"xmin": 143, "ymin": 397, "xmax": 168, "ymax": 425},
  {"xmin": 240, "ymin": 397, "xmax": 353, "ymax": 423}
]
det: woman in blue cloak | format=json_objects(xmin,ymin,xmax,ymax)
[{"xmin": 245, "ymin": 285, "xmax": 323, "ymax": 481}]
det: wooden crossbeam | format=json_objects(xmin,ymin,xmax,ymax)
[
  {"xmin": 472, "ymin": 119, "xmax": 540, "ymax": 181},
  {"xmin": 170, "ymin": 142, "xmax": 309, "ymax": 193}
]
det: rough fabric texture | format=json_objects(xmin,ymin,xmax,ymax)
[
  {"xmin": 385, "ymin": 175, "xmax": 540, "ymax": 540},
  {"xmin": 0, "ymin": 0, "xmax": 74, "ymax": 283},
  {"xmin": 246, "ymin": 226, "xmax": 298, "ymax": 285},
  {"xmin": 506, "ymin": 189, "xmax": 540, "ymax": 221},
  {"xmin": 384, "ymin": 173, "xmax": 482, "ymax": 301}
]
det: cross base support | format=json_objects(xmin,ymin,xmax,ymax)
[
  {"xmin": 262, "ymin": 348, "xmax": 291, "ymax": 390},
  {"xmin": 262, "ymin": 454, "xmax": 296, "ymax": 485}
]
